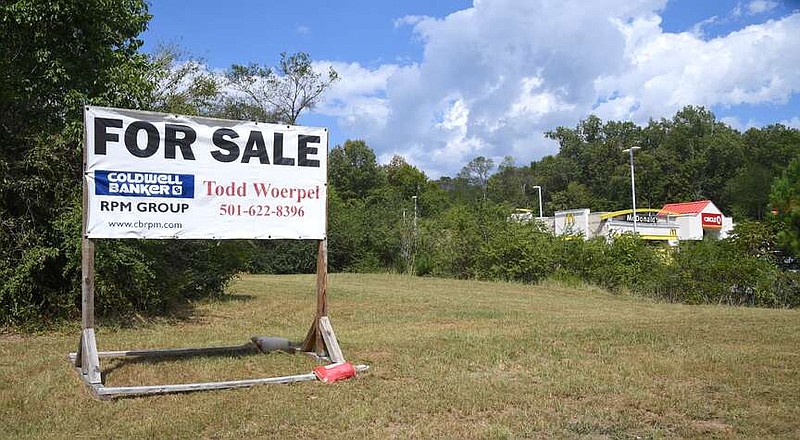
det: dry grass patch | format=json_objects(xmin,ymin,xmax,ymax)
[{"xmin": 1, "ymin": 273, "xmax": 799, "ymax": 439}]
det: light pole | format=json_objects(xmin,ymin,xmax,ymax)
[
  {"xmin": 532, "ymin": 185, "xmax": 543, "ymax": 219},
  {"xmin": 622, "ymin": 146, "xmax": 641, "ymax": 234},
  {"xmin": 410, "ymin": 195, "xmax": 418, "ymax": 275},
  {"xmin": 411, "ymin": 195, "xmax": 418, "ymax": 229}
]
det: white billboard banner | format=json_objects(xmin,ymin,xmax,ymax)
[{"xmin": 84, "ymin": 106, "xmax": 327, "ymax": 239}]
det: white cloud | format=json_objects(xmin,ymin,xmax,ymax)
[
  {"xmin": 596, "ymin": 13, "xmax": 800, "ymax": 122},
  {"xmin": 312, "ymin": 61, "xmax": 402, "ymax": 138},
  {"xmin": 733, "ymin": 0, "xmax": 779, "ymax": 17},
  {"xmin": 394, "ymin": 15, "xmax": 428, "ymax": 28},
  {"xmin": 719, "ymin": 116, "xmax": 759, "ymax": 131},
  {"xmin": 747, "ymin": 0, "xmax": 779, "ymax": 15},
  {"xmin": 306, "ymin": 0, "xmax": 800, "ymax": 177},
  {"xmin": 780, "ymin": 116, "xmax": 800, "ymax": 129},
  {"xmin": 690, "ymin": 15, "xmax": 719, "ymax": 37}
]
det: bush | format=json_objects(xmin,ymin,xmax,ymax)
[
  {"xmin": 417, "ymin": 204, "xmax": 484, "ymax": 279},
  {"xmin": 773, "ymin": 271, "xmax": 800, "ymax": 308},
  {"xmin": 654, "ymin": 239, "xmax": 778, "ymax": 306},
  {"xmin": 475, "ymin": 221, "xmax": 556, "ymax": 283},
  {"xmin": 93, "ymin": 239, "xmax": 248, "ymax": 318},
  {"xmin": 1, "ymin": 197, "xmax": 249, "ymax": 327},
  {"xmin": 246, "ymin": 240, "xmax": 316, "ymax": 274}
]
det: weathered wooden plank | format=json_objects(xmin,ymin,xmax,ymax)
[
  {"xmin": 81, "ymin": 111, "xmax": 94, "ymax": 330},
  {"xmin": 73, "ymin": 336, "xmax": 83, "ymax": 367},
  {"xmin": 79, "ymin": 112, "xmax": 102, "ymax": 385},
  {"xmin": 316, "ymin": 239, "xmax": 328, "ymax": 318},
  {"xmin": 314, "ymin": 240, "xmax": 329, "ymax": 353},
  {"xmin": 97, "ymin": 373, "xmax": 317, "ymax": 397},
  {"xmin": 319, "ymin": 316, "xmax": 345, "ymax": 363},
  {"xmin": 81, "ymin": 239, "xmax": 95, "ymax": 328},
  {"xmin": 68, "ymin": 343, "xmax": 256, "ymax": 363},
  {"xmin": 94, "ymin": 365, "xmax": 370, "ymax": 398},
  {"xmin": 81, "ymin": 328, "xmax": 102, "ymax": 384},
  {"xmin": 302, "ymin": 239, "xmax": 330, "ymax": 353},
  {"xmin": 301, "ymin": 320, "xmax": 318, "ymax": 353}
]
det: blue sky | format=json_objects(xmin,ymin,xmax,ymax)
[{"xmin": 142, "ymin": 0, "xmax": 800, "ymax": 177}]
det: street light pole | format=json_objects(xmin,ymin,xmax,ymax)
[
  {"xmin": 532, "ymin": 185, "xmax": 543, "ymax": 219},
  {"xmin": 621, "ymin": 146, "xmax": 641, "ymax": 234},
  {"xmin": 411, "ymin": 195, "xmax": 418, "ymax": 230}
]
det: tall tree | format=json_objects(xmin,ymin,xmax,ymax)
[
  {"xmin": 225, "ymin": 52, "xmax": 338, "ymax": 124},
  {"xmin": 329, "ymin": 140, "xmax": 386, "ymax": 200},
  {"xmin": 458, "ymin": 156, "xmax": 495, "ymax": 200},
  {"xmin": 488, "ymin": 156, "xmax": 535, "ymax": 207},
  {"xmin": 0, "ymin": 0, "xmax": 153, "ymax": 324},
  {"xmin": 384, "ymin": 155, "xmax": 426, "ymax": 200},
  {"xmin": 147, "ymin": 45, "xmax": 221, "ymax": 115},
  {"xmin": 547, "ymin": 182, "xmax": 598, "ymax": 213},
  {"xmin": 770, "ymin": 157, "xmax": 800, "ymax": 258}
]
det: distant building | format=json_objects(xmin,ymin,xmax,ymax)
[
  {"xmin": 545, "ymin": 200, "xmax": 734, "ymax": 245},
  {"xmin": 660, "ymin": 200, "xmax": 734, "ymax": 240}
]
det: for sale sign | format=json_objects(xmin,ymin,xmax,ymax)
[{"xmin": 84, "ymin": 106, "xmax": 327, "ymax": 239}]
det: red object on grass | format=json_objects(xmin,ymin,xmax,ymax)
[{"xmin": 313, "ymin": 362, "xmax": 357, "ymax": 383}]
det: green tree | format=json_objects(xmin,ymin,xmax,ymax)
[
  {"xmin": 487, "ymin": 156, "xmax": 538, "ymax": 208},
  {"xmin": 212, "ymin": 97, "xmax": 272, "ymax": 122},
  {"xmin": 729, "ymin": 124, "xmax": 800, "ymax": 219},
  {"xmin": 147, "ymin": 45, "xmax": 220, "ymax": 115},
  {"xmin": 225, "ymin": 52, "xmax": 338, "ymax": 124},
  {"xmin": 0, "ymin": 0, "xmax": 154, "ymax": 325},
  {"xmin": 770, "ymin": 157, "xmax": 800, "ymax": 258},
  {"xmin": 726, "ymin": 164, "xmax": 773, "ymax": 219},
  {"xmin": 329, "ymin": 140, "xmax": 386, "ymax": 200},
  {"xmin": 384, "ymin": 155, "xmax": 426, "ymax": 200},
  {"xmin": 457, "ymin": 156, "xmax": 495, "ymax": 201},
  {"xmin": 547, "ymin": 182, "xmax": 598, "ymax": 213}
]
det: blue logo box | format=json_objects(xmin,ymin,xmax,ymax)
[{"xmin": 95, "ymin": 170, "xmax": 195, "ymax": 198}]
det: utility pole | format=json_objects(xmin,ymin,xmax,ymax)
[
  {"xmin": 532, "ymin": 185, "xmax": 543, "ymax": 219},
  {"xmin": 622, "ymin": 146, "xmax": 641, "ymax": 234}
]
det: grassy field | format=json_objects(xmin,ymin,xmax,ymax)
[{"xmin": 1, "ymin": 273, "xmax": 799, "ymax": 439}]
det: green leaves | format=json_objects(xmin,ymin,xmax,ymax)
[
  {"xmin": 0, "ymin": 0, "xmax": 154, "ymax": 326},
  {"xmin": 770, "ymin": 157, "xmax": 800, "ymax": 259},
  {"xmin": 224, "ymin": 52, "xmax": 339, "ymax": 124}
]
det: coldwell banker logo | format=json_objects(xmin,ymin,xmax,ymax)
[{"xmin": 95, "ymin": 171, "xmax": 194, "ymax": 198}]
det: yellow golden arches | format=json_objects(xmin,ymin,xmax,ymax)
[{"xmin": 564, "ymin": 213, "xmax": 576, "ymax": 227}]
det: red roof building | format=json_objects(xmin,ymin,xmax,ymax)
[
  {"xmin": 659, "ymin": 200, "xmax": 733, "ymax": 240},
  {"xmin": 661, "ymin": 200, "xmax": 715, "ymax": 215}
]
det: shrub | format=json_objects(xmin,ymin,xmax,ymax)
[
  {"xmin": 661, "ymin": 239, "xmax": 778, "ymax": 306},
  {"xmin": 475, "ymin": 221, "xmax": 556, "ymax": 283},
  {"xmin": 417, "ymin": 204, "xmax": 485, "ymax": 279}
]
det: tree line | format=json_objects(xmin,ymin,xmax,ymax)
[
  {"xmin": 2, "ymin": 0, "xmax": 799, "ymax": 327},
  {"xmin": 321, "ymin": 120, "xmax": 799, "ymax": 302}
]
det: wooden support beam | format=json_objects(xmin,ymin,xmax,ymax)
[
  {"xmin": 80, "ymin": 328, "xmax": 102, "ymax": 384},
  {"xmin": 319, "ymin": 316, "xmax": 345, "ymax": 363},
  {"xmin": 98, "ymin": 372, "xmax": 318, "ymax": 397},
  {"xmin": 78, "ymin": 126, "xmax": 102, "ymax": 384},
  {"xmin": 69, "ymin": 343, "xmax": 256, "ymax": 363},
  {"xmin": 302, "ymin": 239, "xmax": 329, "ymax": 354}
]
